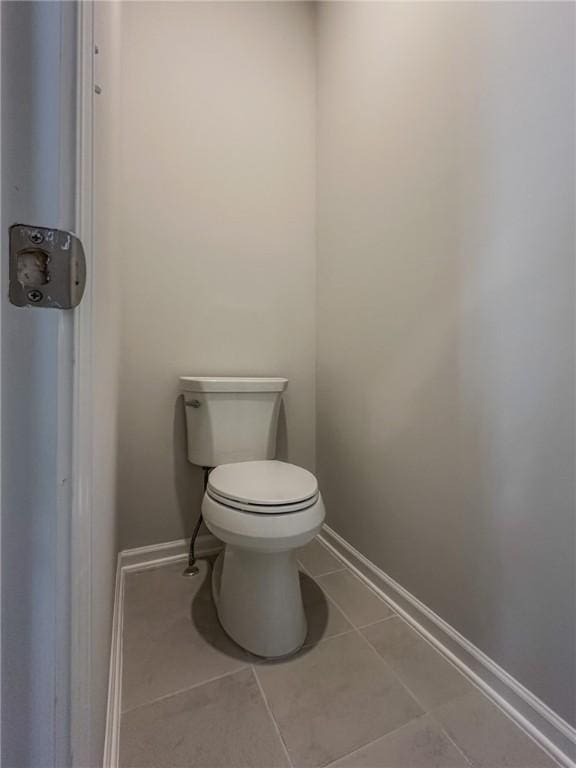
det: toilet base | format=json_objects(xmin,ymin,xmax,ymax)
[{"xmin": 211, "ymin": 546, "xmax": 307, "ymax": 658}]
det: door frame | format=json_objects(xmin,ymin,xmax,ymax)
[
  {"xmin": 0, "ymin": 1, "xmax": 94, "ymax": 764},
  {"xmin": 70, "ymin": 1, "xmax": 96, "ymax": 764}
]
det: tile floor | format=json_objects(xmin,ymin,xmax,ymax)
[{"xmin": 119, "ymin": 538, "xmax": 558, "ymax": 768}]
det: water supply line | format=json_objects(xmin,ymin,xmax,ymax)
[{"xmin": 183, "ymin": 466, "xmax": 212, "ymax": 577}]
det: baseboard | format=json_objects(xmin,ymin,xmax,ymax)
[
  {"xmin": 319, "ymin": 525, "xmax": 576, "ymax": 768},
  {"xmin": 102, "ymin": 553, "xmax": 124, "ymax": 768},
  {"xmin": 102, "ymin": 535, "xmax": 223, "ymax": 767},
  {"xmin": 119, "ymin": 534, "xmax": 222, "ymax": 571}
]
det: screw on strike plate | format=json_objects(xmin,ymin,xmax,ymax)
[
  {"xmin": 29, "ymin": 231, "xmax": 44, "ymax": 245},
  {"xmin": 27, "ymin": 290, "xmax": 43, "ymax": 303}
]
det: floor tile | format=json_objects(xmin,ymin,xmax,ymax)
[
  {"xmin": 327, "ymin": 714, "xmax": 469, "ymax": 768},
  {"xmin": 122, "ymin": 560, "xmax": 252, "ymax": 711},
  {"xmin": 433, "ymin": 690, "xmax": 558, "ymax": 767},
  {"xmin": 300, "ymin": 571, "xmax": 354, "ymax": 646},
  {"xmin": 119, "ymin": 667, "xmax": 289, "ymax": 768},
  {"xmin": 362, "ymin": 617, "xmax": 471, "ymax": 709},
  {"xmin": 318, "ymin": 570, "xmax": 394, "ymax": 628},
  {"xmin": 255, "ymin": 630, "xmax": 423, "ymax": 768},
  {"xmin": 297, "ymin": 538, "xmax": 344, "ymax": 577},
  {"xmin": 123, "ymin": 560, "xmax": 204, "ymax": 627}
]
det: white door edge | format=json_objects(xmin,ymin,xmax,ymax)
[
  {"xmin": 70, "ymin": 1, "xmax": 95, "ymax": 764},
  {"xmin": 2, "ymin": 2, "xmax": 82, "ymax": 764}
]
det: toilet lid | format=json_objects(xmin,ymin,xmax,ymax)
[
  {"xmin": 207, "ymin": 487, "xmax": 319, "ymax": 514},
  {"xmin": 208, "ymin": 461, "xmax": 318, "ymax": 512}
]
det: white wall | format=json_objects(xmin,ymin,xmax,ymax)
[
  {"xmin": 92, "ymin": 2, "xmax": 122, "ymax": 762},
  {"xmin": 117, "ymin": 2, "xmax": 317, "ymax": 548},
  {"xmin": 317, "ymin": 2, "xmax": 575, "ymax": 724}
]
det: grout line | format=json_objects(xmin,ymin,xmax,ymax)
[
  {"xmin": 353, "ymin": 622, "xmax": 441, "ymax": 719},
  {"xmin": 356, "ymin": 614, "xmax": 397, "ymax": 630},
  {"xmin": 427, "ymin": 712, "xmax": 474, "ymax": 767},
  {"xmin": 310, "ymin": 588, "xmax": 356, "ymax": 631},
  {"xmin": 309, "ymin": 570, "xmax": 398, "ymax": 633},
  {"xmin": 356, "ymin": 621, "xmax": 433, "ymax": 711},
  {"xmin": 297, "ymin": 577, "xmax": 358, "ymax": 649},
  {"xmin": 315, "ymin": 540, "xmax": 400, "ymax": 615},
  {"xmin": 255, "ymin": 626, "xmax": 356, "ymax": 670},
  {"xmin": 317, "ymin": 699, "xmax": 474, "ymax": 768},
  {"xmin": 313, "ymin": 552, "xmax": 402, "ymax": 622},
  {"xmin": 321, "ymin": 712, "xmax": 438, "ymax": 768},
  {"xmin": 301, "ymin": 625, "xmax": 355, "ymax": 651},
  {"xmin": 252, "ymin": 665, "xmax": 295, "ymax": 768},
  {"xmin": 318, "ymin": 562, "xmax": 398, "ymax": 600},
  {"xmin": 311, "ymin": 575, "xmax": 395, "ymax": 635},
  {"xmin": 121, "ymin": 665, "xmax": 251, "ymax": 716}
]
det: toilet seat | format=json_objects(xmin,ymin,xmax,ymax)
[
  {"xmin": 207, "ymin": 460, "xmax": 318, "ymax": 515},
  {"xmin": 207, "ymin": 487, "xmax": 319, "ymax": 514},
  {"xmin": 202, "ymin": 487, "xmax": 325, "ymax": 553}
]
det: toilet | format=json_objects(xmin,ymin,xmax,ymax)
[{"xmin": 180, "ymin": 376, "xmax": 325, "ymax": 658}]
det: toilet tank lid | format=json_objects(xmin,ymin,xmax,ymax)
[{"xmin": 180, "ymin": 376, "xmax": 288, "ymax": 393}]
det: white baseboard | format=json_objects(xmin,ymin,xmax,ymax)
[
  {"xmin": 102, "ymin": 553, "xmax": 124, "ymax": 768},
  {"xmin": 102, "ymin": 535, "xmax": 222, "ymax": 767},
  {"xmin": 319, "ymin": 525, "xmax": 576, "ymax": 768},
  {"xmin": 119, "ymin": 534, "xmax": 222, "ymax": 572}
]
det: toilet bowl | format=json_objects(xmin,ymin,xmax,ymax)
[{"xmin": 202, "ymin": 460, "xmax": 325, "ymax": 657}]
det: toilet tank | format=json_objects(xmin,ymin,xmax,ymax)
[{"xmin": 180, "ymin": 377, "xmax": 288, "ymax": 468}]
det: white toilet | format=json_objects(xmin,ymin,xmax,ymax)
[{"xmin": 180, "ymin": 376, "xmax": 325, "ymax": 658}]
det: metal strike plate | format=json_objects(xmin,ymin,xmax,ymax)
[{"xmin": 9, "ymin": 224, "xmax": 86, "ymax": 309}]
